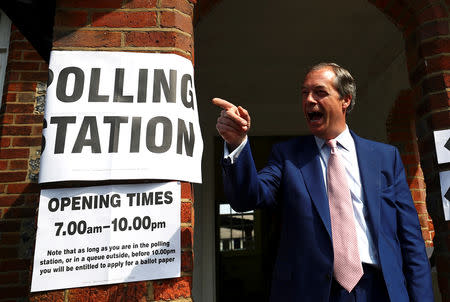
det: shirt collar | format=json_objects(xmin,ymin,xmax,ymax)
[{"xmin": 314, "ymin": 125, "xmax": 352, "ymax": 152}]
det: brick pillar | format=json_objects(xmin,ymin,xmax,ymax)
[
  {"xmin": 0, "ymin": 25, "xmax": 46, "ymax": 302},
  {"xmin": 368, "ymin": 0, "xmax": 449, "ymax": 299},
  {"xmin": 0, "ymin": 0, "xmax": 195, "ymax": 301},
  {"xmin": 386, "ymin": 89, "xmax": 435, "ymax": 247}
]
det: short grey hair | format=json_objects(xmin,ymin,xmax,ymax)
[{"xmin": 307, "ymin": 62, "xmax": 356, "ymax": 113}]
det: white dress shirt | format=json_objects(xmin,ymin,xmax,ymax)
[{"xmin": 225, "ymin": 126, "xmax": 379, "ymax": 265}]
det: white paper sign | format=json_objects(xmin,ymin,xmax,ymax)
[
  {"xmin": 39, "ymin": 51, "xmax": 203, "ymax": 183},
  {"xmin": 31, "ymin": 182, "xmax": 181, "ymax": 292},
  {"xmin": 434, "ymin": 129, "xmax": 450, "ymax": 164},
  {"xmin": 439, "ymin": 171, "xmax": 450, "ymax": 221}
]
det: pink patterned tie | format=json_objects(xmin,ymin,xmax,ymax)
[{"xmin": 326, "ymin": 139, "xmax": 363, "ymax": 292}]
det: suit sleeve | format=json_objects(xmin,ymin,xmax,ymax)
[
  {"xmin": 222, "ymin": 139, "xmax": 283, "ymax": 212},
  {"xmin": 393, "ymin": 148, "xmax": 434, "ymax": 301}
]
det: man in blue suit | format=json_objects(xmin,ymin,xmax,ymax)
[{"xmin": 213, "ymin": 63, "xmax": 434, "ymax": 301}]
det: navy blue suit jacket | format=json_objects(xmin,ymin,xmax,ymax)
[{"xmin": 222, "ymin": 132, "xmax": 433, "ymax": 302}]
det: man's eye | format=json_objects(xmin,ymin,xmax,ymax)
[{"xmin": 316, "ymin": 90, "xmax": 328, "ymax": 97}]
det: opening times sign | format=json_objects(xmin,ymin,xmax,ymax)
[
  {"xmin": 39, "ymin": 51, "xmax": 203, "ymax": 184},
  {"xmin": 31, "ymin": 182, "xmax": 181, "ymax": 292}
]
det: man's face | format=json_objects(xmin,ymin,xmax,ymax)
[{"xmin": 301, "ymin": 67, "xmax": 350, "ymax": 139}]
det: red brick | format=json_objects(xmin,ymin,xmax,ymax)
[
  {"xmin": 1, "ymin": 114, "xmax": 14, "ymax": 124},
  {"xmin": 0, "ymin": 220, "xmax": 21, "ymax": 232},
  {"xmin": 0, "ymin": 233, "xmax": 20, "ymax": 245},
  {"xmin": 3, "ymin": 207, "xmax": 36, "ymax": 219},
  {"xmin": 1, "ymin": 126, "xmax": 32, "ymax": 136},
  {"xmin": 422, "ymin": 74, "xmax": 447, "ymax": 93},
  {"xmin": 123, "ymin": 0, "xmax": 157, "ymax": 9},
  {"xmin": 8, "ymin": 61, "xmax": 40, "ymax": 71},
  {"xmin": 400, "ymin": 153, "xmax": 420, "ymax": 165},
  {"xmin": 30, "ymin": 291, "xmax": 65, "ymax": 302},
  {"xmin": 40, "ymin": 62, "xmax": 49, "ymax": 71},
  {"xmin": 4, "ymin": 93, "xmax": 17, "ymax": 103},
  {"xmin": 92, "ymin": 11, "xmax": 157, "ymax": 28},
  {"xmin": 0, "ymin": 148, "xmax": 29, "ymax": 159},
  {"xmin": 0, "ymin": 258, "xmax": 30, "ymax": 271},
  {"xmin": 408, "ymin": 177, "xmax": 426, "ymax": 190},
  {"xmin": 6, "ymin": 183, "xmax": 40, "ymax": 194},
  {"xmin": 10, "ymin": 30, "xmax": 25, "ymax": 41},
  {"xmin": 406, "ymin": 166, "xmax": 423, "ymax": 178},
  {"xmin": 16, "ymin": 92, "xmax": 36, "ymax": 103},
  {"xmin": 9, "ymin": 160, "xmax": 28, "ymax": 170},
  {"xmin": 20, "ymin": 71, "xmax": 50, "ymax": 82},
  {"xmin": 10, "ymin": 41, "xmax": 35, "ymax": 51},
  {"xmin": 429, "ymin": 110, "xmax": 450, "ymax": 129},
  {"xmin": 0, "ymin": 137, "xmax": 11, "ymax": 148},
  {"xmin": 6, "ymin": 82, "xmax": 36, "ymax": 92},
  {"xmin": 181, "ymin": 202, "xmax": 191, "ymax": 223},
  {"xmin": 23, "ymin": 50, "xmax": 44, "ymax": 61},
  {"xmin": 0, "ymin": 195, "xmax": 27, "ymax": 207},
  {"xmin": 181, "ymin": 250, "xmax": 193, "ymax": 272},
  {"xmin": 160, "ymin": 11, "xmax": 193, "ymax": 34},
  {"xmin": 125, "ymin": 31, "xmax": 193, "ymax": 53},
  {"xmin": 12, "ymin": 137, "xmax": 42, "ymax": 147},
  {"xmin": 181, "ymin": 227, "xmax": 192, "ymax": 248},
  {"xmin": 418, "ymin": 4, "xmax": 448, "ymax": 24},
  {"xmin": 0, "ymin": 285, "xmax": 27, "ymax": 299},
  {"xmin": 426, "ymin": 55, "xmax": 450, "ymax": 73},
  {"xmin": 0, "ymin": 160, "xmax": 7, "ymax": 170},
  {"xmin": 414, "ymin": 202, "xmax": 428, "ymax": 214},
  {"xmin": 418, "ymin": 214, "xmax": 429, "ymax": 227},
  {"xmin": 55, "ymin": 10, "xmax": 89, "ymax": 27},
  {"xmin": 417, "ymin": 91, "xmax": 450, "ymax": 115},
  {"xmin": 32, "ymin": 125, "xmax": 43, "ymax": 135},
  {"xmin": 161, "ymin": 0, "xmax": 193, "ymax": 15},
  {"xmin": 56, "ymin": 0, "xmax": 123, "ymax": 8},
  {"xmin": 0, "ymin": 272, "xmax": 20, "ymax": 285},
  {"xmin": 67, "ymin": 283, "xmax": 147, "ymax": 302},
  {"xmin": 181, "ymin": 181, "xmax": 191, "ymax": 199},
  {"xmin": 421, "ymin": 228, "xmax": 431, "ymax": 241},
  {"xmin": 53, "ymin": 30, "xmax": 122, "ymax": 48},
  {"xmin": 14, "ymin": 114, "xmax": 44, "ymax": 124},
  {"xmin": 418, "ymin": 20, "xmax": 449, "ymax": 41},
  {"xmin": 7, "ymin": 71, "xmax": 21, "ymax": 81},
  {"xmin": 153, "ymin": 276, "xmax": 192, "ymax": 300},
  {"xmin": 4, "ymin": 103, "xmax": 35, "ymax": 114},
  {"xmin": 420, "ymin": 37, "xmax": 450, "ymax": 57},
  {"xmin": 9, "ymin": 50, "xmax": 23, "ymax": 60},
  {"xmin": 0, "ymin": 172, "xmax": 27, "ymax": 182}
]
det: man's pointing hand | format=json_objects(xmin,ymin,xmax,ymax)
[{"xmin": 212, "ymin": 97, "xmax": 251, "ymax": 151}]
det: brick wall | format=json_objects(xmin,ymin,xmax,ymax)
[
  {"xmin": 0, "ymin": 0, "xmax": 197, "ymax": 301},
  {"xmin": 0, "ymin": 25, "xmax": 45, "ymax": 302},
  {"xmin": 386, "ymin": 89, "xmax": 435, "ymax": 247}
]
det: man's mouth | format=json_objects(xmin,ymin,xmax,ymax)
[{"xmin": 308, "ymin": 112, "xmax": 324, "ymax": 121}]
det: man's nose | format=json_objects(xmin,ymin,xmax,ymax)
[{"xmin": 303, "ymin": 92, "xmax": 316, "ymax": 104}]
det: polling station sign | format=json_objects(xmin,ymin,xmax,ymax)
[
  {"xmin": 31, "ymin": 182, "xmax": 181, "ymax": 292},
  {"xmin": 39, "ymin": 51, "xmax": 203, "ymax": 183}
]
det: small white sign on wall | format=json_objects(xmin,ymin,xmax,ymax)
[
  {"xmin": 434, "ymin": 129, "xmax": 450, "ymax": 164},
  {"xmin": 439, "ymin": 171, "xmax": 450, "ymax": 221}
]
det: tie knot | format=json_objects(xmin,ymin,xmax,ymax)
[{"xmin": 326, "ymin": 139, "xmax": 337, "ymax": 149}]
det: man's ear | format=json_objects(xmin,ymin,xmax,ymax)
[{"xmin": 342, "ymin": 95, "xmax": 351, "ymax": 111}]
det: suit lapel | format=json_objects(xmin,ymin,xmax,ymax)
[
  {"xmin": 298, "ymin": 137, "xmax": 332, "ymax": 239},
  {"xmin": 352, "ymin": 132, "xmax": 381, "ymax": 248}
]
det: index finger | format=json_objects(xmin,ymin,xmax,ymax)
[{"xmin": 212, "ymin": 97, "xmax": 236, "ymax": 110}]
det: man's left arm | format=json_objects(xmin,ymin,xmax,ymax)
[{"xmin": 394, "ymin": 148, "xmax": 434, "ymax": 301}]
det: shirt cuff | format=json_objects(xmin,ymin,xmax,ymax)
[{"xmin": 223, "ymin": 136, "xmax": 248, "ymax": 164}]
